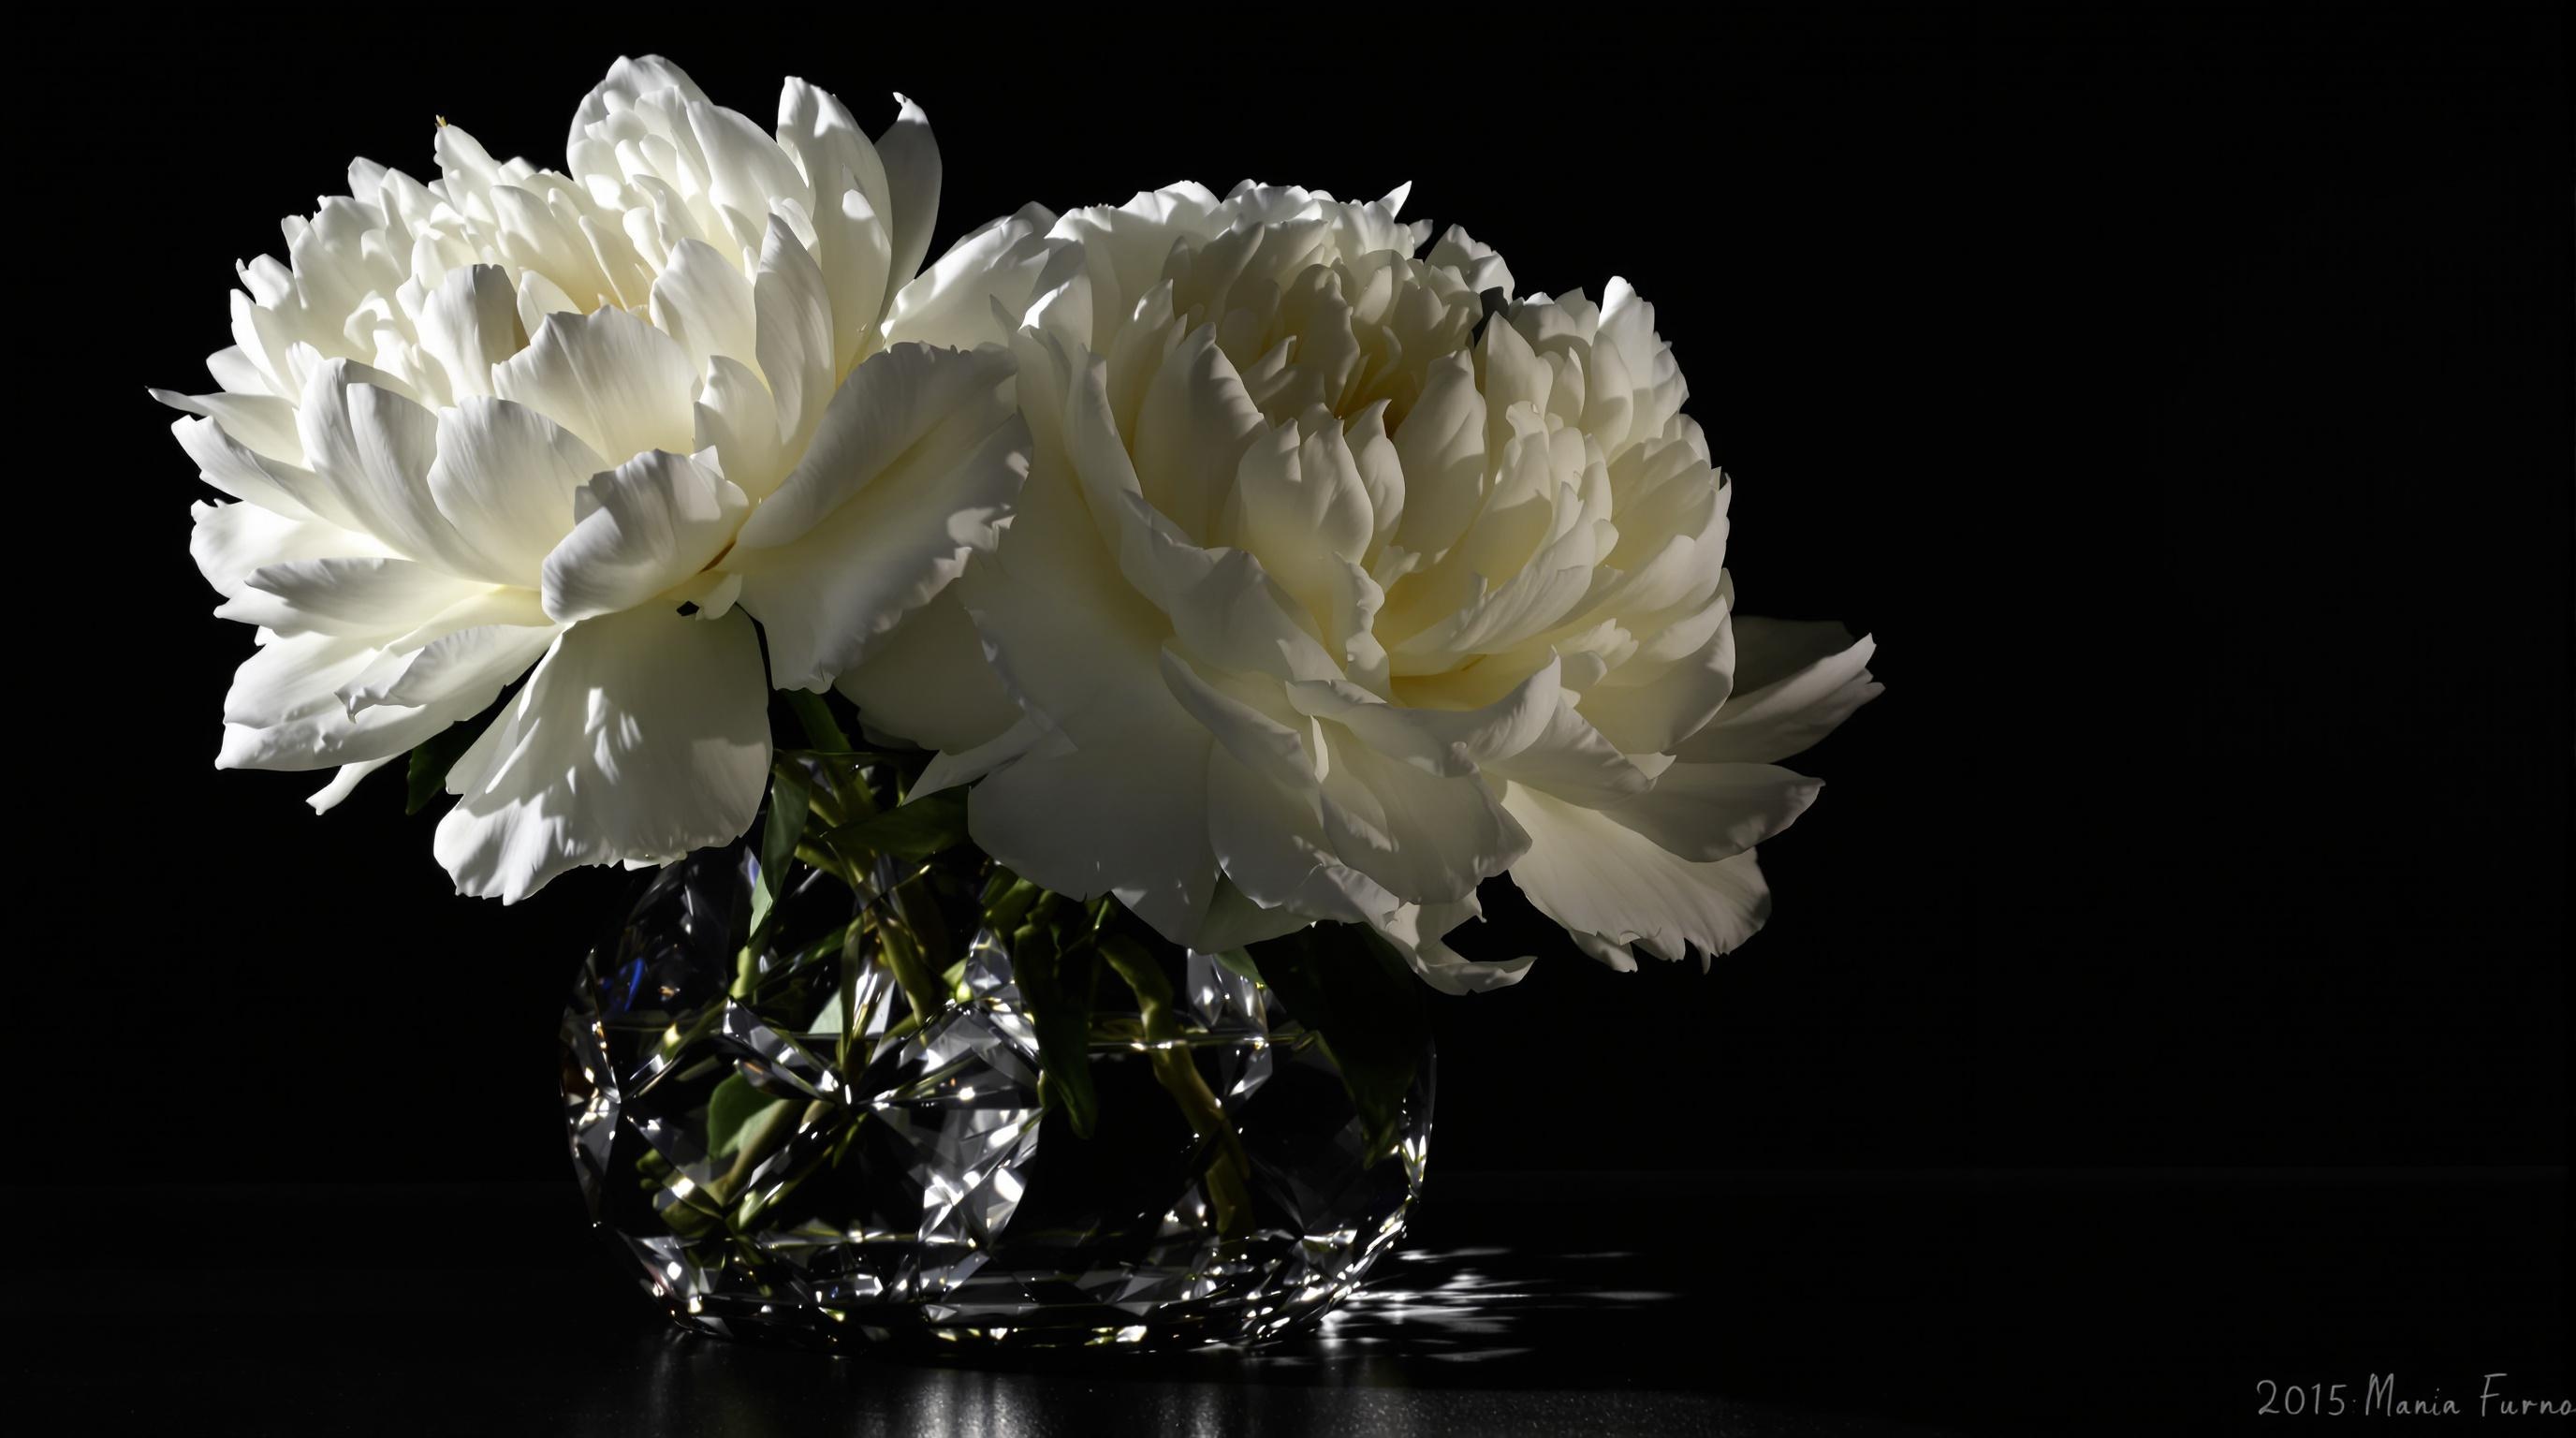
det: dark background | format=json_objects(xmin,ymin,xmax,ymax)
[{"xmin": 11, "ymin": 5, "xmax": 2566, "ymax": 1431}]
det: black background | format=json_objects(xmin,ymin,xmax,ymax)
[{"xmin": 11, "ymin": 5, "xmax": 2567, "ymax": 1431}]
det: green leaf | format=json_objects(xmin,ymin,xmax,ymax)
[
  {"xmin": 706, "ymin": 1071, "xmax": 771, "ymax": 1159},
  {"xmin": 980, "ymin": 870, "xmax": 1042, "ymax": 938},
  {"xmin": 778, "ymin": 695, "xmax": 885, "ymax": 828},
  {"xmin": 814, "ymin": 788, "xmax": 969, "ymax": 860},
  {"xmin": 784, "ymin": 756, "xmax": 876, "ymax": 831},
  {"xmin": 749, "ymin": 761, "xmax": 813, "ymax": 940},
  {"xmin": 1249, "ymin": 924, "xmax": 1431, "ymax": 1164},
  {"xmin": 783, "ymin": 689, "xmax": 850, "ymax": 752},
  {"xmin": 1103, "ymin": 934, "xmax": 1253, "ymax": 1233},
  {"xmin": 774, "ymin": 748, "xmax": 905, "ymax": 766},
  {"xmin": 402, "ymin": 722, "xmax": 484, "ymax": 814},
  {"xmin": 874, "ymin": 917, "xmax": 947, "ymax": 1028},
  {"xmin": 1211, "ymin": 948, "xmax": 1266, "ymax": 987},
  {"xmin": 1010, "ymin": 915, "xmax": 1100, "ymax": 1138}
]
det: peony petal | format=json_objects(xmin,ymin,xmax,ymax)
[
  {"xmin": 164, "ymin": 411, "xmax": 323, "ymax": 521},
  {"xmin": 1222, "ymin": 422, "xmax": 1388, "ymax": 668},
  {"xmin": 217, "ymin": 630, "xmax": 506, "ymax": 772},
  {"xmin": 727, "ymin": 345, "xmax": 1025, "ymax": 690},
  {"xmin": 223, "ymin": 555, "xmax": 493, "ymax": 636},
  {"xmin": 222, "ymin": 631, "xmax": 373, "ymax": 731},
  {"xmin": 1427, "ymin": 224, "xmax": 1515, "ymax": 301},
  {"xmin": 882, "ymin": 204, "xmax": 1077, "ymax": 351},
  {"xmin": 970, "ymin": 712, "xmax": 1220, "ymax": 946},
  {"xmin": 954, "ymin": 442, "xmax": 1173, "ymax": 750},
  {"xmin": 1502, "ymin": 783, "xmax": 1772, "ymax": 967},
  {"xmin": 693, "ymin": 354, "xmax": 787, "ymax": 499},
  {"xmin": 1486, "ymin": 702, "xmax": 1667, "ymax": 809},
  {"xmin": 775, "ymin": 78, "xmax": 895, "ymax": 367},
  {"xmin": 873, "ymin": 94, "xmax": 940, "ymax": 299},
  {"xmin": 689, "ymin": 572, "xmax": 743, "ymax": 620},
  {"xmin": 1576, "ymin": 612, "xmax": 1736, "ymax": 756},
  {"xmin": 515, "ymin": 270, "xmax": 584, "ymax": 339},
  {"xmin": 306, "ymin": 756, "xmax": 393, "ymax": 814},
  {"xmin": 1596, "ymin": 761, "xmax": 1820, "ymax": 863},
  {"xmin": 541, "ymin": 449, "xmax": 747, "ymax": 624},
  {"xmin": 1598, "ymin": 573, "xmax": 1733, "ymax": 682},
  {"xmin": 567, "ymin": 55, "xmax": 710, "ymax": 167},
  {"xmin": 816, "ymin": 183, "xmax": 894, "ymax": 374},
  {"xmin": 426, "ymin": 396, "xmax": 608, "ymax": 587},
  {"xmin": 1677, "ymin": 623, "xmax": 1881, "ymax": 764},
  {"xmin": 1386, "ymin": 351, "xmax": 1487, "ymax": 557},
  {"xmin": 1286, "ymin": 657, "xmax": 1559, "ymax": 777},
  {"xmin": 1157, "ymin": 646, "xmax": 1314, "ymax": 793},
  {"xmin": 648, "ymin": 238, "xmax": 760, "ymax": 375},
  {"xmin": 1131, "ymin": 324, "xmax": 1263, "ymax": 542},
  {"xmin": 1314, "ymin": 729, "xmax": 1530, "ymax": 905},
  {"xmin": 153, "ymin": 386, "xmax": 304, "ymax": 467},
  {"xmin": 344, "ymin": 618, "xmax": 561, "ymax": 714},
  {"xmin": 1371, "ymin": 897, "xmax": 1535, "ymax": 995},
  {"xmin": 1048, "ymin": 338, "xmax": 1150, "ymax": 551},
  {"xmin": 190, "ymin": 499, "xmax": 387, "ymax": 599},
  {"xmin": 734, "ymin": 406, "xmax": 1026, "ymax": 690},
  {"xmin": 1204, "ymin": 744, "xmax": 1399, "ymax": 926},
  {"xmin": 751, "ymin": 219, "xmax": 840, "ymax": 458},
  {"xmin": 492, "ymin": 306, "xmax": 697, "ymax": 464},
  {"xmin": 416, "ymin": 264, "xmax": 525, "ymax": 402},
  {"xmin": 1595, "ymin": 277, "xmax": 1686, "ymax": 459},
  {"xmin": 1122, "ymin": 500, "xmax": 1344, "ymax": 685},
  {"xmin": 831, "ymin": 589, "xmax": 1020, "ymax": 752},
  {"xmin": 293, "ymin": 362, "xmax": 480, "ymax": 568},
  {"xmin": 1229, "ymin": 420, "xmax": 1373, "ymax": 565},
  {"xmin": 1195, "ymin": 879, "xmax": 1324, "ymax": 953},
  {"xmin": 684, "ymin": 96, "xmax": 812, "ymax": 243},
  {"xmin": 1156, "ymin": 645, "xmax": 1399, "ymax": 927},
  {"xmin": 1478, "ymin": 315, "xmax": 1553, "ymax": 459},
  {"xmin": 914, "ymin": 714, "xmax": 1057, "ymax": 798},
  {"xmin": 435, "ymin": 606, "xmax": 769, "ymax": 902},
  {"xmin": 731, "ymin": 341, "xmax": 1014, "ymax": 550}
]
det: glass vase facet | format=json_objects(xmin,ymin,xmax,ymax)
[{"xmin": 558, "ymin": 839, "xmax": 1432, "ymax": 1350}]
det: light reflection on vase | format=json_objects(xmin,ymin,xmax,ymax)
[
  {"xmin": 570, "ymin": 1243, "xmax": 1685, "ymax": 1438},
  {"xmin": 561, "ymin": 836, "xmax": 1433, "ymax": 1351}
]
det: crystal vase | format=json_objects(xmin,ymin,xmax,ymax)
[{"xmin": 558, "ymin": 829, "xmax": 1433, "ymax": 1350}]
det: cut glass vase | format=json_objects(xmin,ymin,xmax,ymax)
[{"xmin": 559, "ymin": 835, "xmax": 1432, "ymax": 1350}]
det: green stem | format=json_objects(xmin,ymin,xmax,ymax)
[
  {"xmin": 1010, "ymin": 896, "xmax": 1100, "ymax": 1137},
  {"xmin": 710, "ymin": 1094, "xmax": 800, "ymax": 1207},
  {"xmin": 1101, "ymin": 935, "xmax": 1254, "ymax": 1238},
  {"xmin": 732, "ymin": 1099, "xmax": 847, "ymax": 1230},
  {"xmin": 794, "ymin": 840, "xmax": 864, "ymax": 889},
  {"xmin": 877, "ymin": 913, "xmax": 947, "ymax": 1030},
  {"xmin": 784, "ymin": 690, "xmax": 848, "ymax": 752}
]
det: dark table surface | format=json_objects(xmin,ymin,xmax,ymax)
[{"xmin": 7, "ymin": 1167, "xmax": 2563, "ymax": 1434}]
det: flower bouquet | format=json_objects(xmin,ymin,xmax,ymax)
[{"xmin": 163, "ymin": 57, "xmax": 1880, "ymax": 1349}]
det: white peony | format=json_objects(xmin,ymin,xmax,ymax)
[
  {"xmin": 160, "ymin": 56, "xmax": 1030, "ymax": 901},
  {"xmin": 892, "ymin": 182, "xmax": 1880, "ymax": 990}
]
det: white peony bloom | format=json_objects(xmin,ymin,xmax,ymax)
[
  {"xmin": 899, "ymin": 181, "xmax": 1879, "ymax": 990},
  {"xmin": 161, "ymin": 56, "xmax": 1030, "ymax": 901}
]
